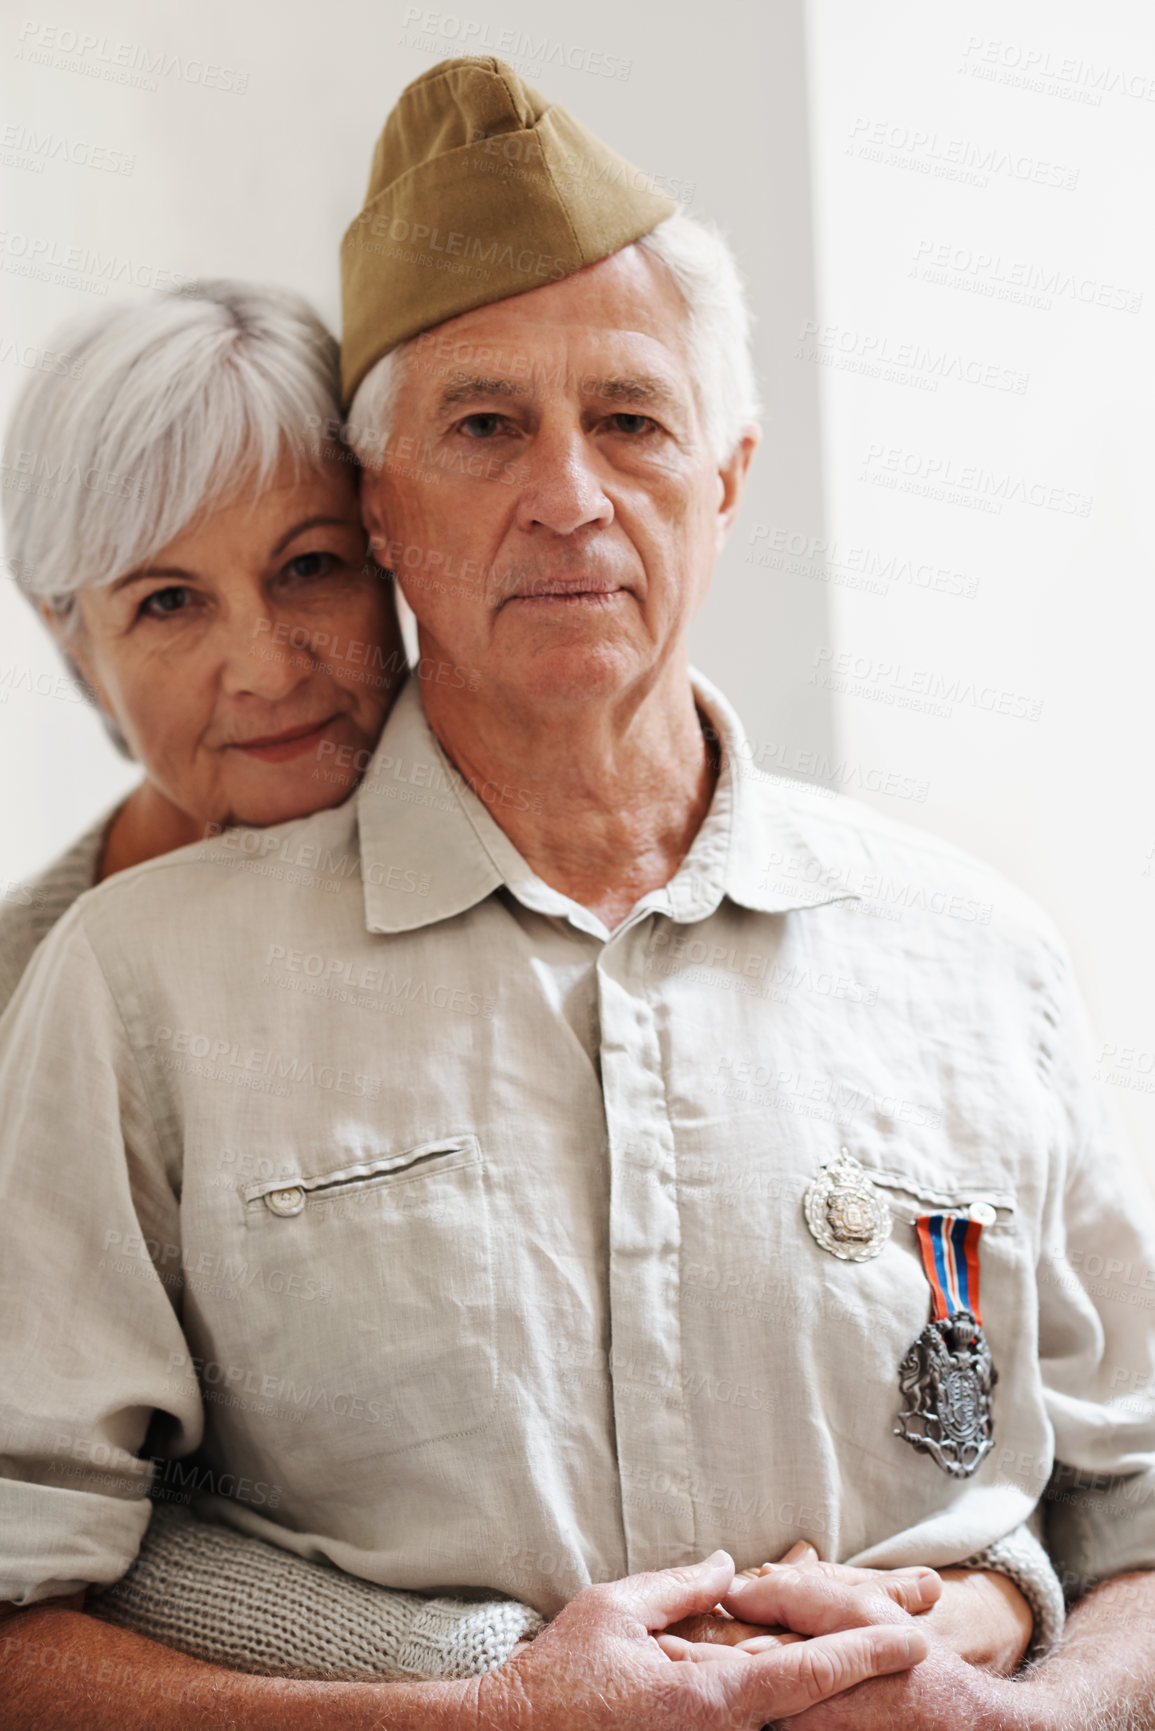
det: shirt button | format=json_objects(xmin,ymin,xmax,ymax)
[
  {"xmin": 265, "ymin": 1185, "xmax": 306, "ymax": 1217},
  {"xmin": 968, "ymin": 1200, "xmax": 998, "ymax": 1227}
]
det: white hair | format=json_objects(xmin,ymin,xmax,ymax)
[
  {"xmin": 2, "ymin": 280, "xmax": 344, "ymax": 616},
  {"xmin": 347, "ymin": 211, "xmax": 760, "ymax": 469}
]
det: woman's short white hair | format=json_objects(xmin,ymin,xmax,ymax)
[
  {"xmin": 2, "ymin": 279, "xmax": 343, "ymax": 617},
  {"xmin": 347, "ymin": 211, "xmax": 761, "ymax": 468}
]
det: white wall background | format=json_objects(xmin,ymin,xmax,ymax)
[
  {"xmin": 1, "ymin": 0, "xmax": 1151, "ymax": 1172},
  {"xmin": 805, "ymin": 0, "xmax": 1155, "ymax": 1171}
]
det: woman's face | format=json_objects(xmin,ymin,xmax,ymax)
[{"xmin": 63, "ymin": 453, "xmax": 403, "ymax": 829}]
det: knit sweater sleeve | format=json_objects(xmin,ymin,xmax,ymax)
[
  {"xmin": 964, "ymin": 1516, "xmax": 1065, "ymax": 1662},
  {"xmin": 88, "ymin": 1502, "xmax": 544, "ymax": 1679},
  {"xmin": 0, "ymin": 812, "xmax": 111, "ymax": 1014}
]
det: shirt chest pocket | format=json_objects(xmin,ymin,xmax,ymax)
[
  {"xmin": 234, "ymin": 1135, "xmax": 498, "ymax": 1457},
  {"xmin": 826, "ymin": 1164, "xmax": 1022, "ymax": 1325}
]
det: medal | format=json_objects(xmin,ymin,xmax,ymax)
[
  {"xmin": 803, "ymin": 1148, "xmax": 892, "ymax": 1262},
  {"xmin": 895, "ymin": 1213, "xmax": 996, "ymax": 1478}
]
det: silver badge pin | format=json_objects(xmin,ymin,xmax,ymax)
[
  {"xmin": 803, "ymin": 1148, "xmax": 893, "ymax": 1262},
  {"xmin": 895, "ymin": 1311, "xmax": 996, "ymax": 1478},
  {"xmin": 895, "ymin": 1212, "xmax": 996, "ymax": 1477}
]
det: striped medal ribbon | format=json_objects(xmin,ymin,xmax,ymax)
[
  {"xmin": 894, "ymin": 1213, "xmax": 997, "ymax": 1478},
  {"xmin": 915, "ymin": 1212, "xmax": 984, "ymax": 1326}
]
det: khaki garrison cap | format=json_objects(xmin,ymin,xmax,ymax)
[{"xmin": 340, "ymin": 57, "xmax": 679, "ymax": 405}]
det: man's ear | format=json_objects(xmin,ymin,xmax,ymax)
[
  {"xmin": 715, "ymin": 427, "xmax": 761, "ymax": 552},
  {"xmin": 358, "ymin": 465, "xmax": 392, "ymax": 565}
]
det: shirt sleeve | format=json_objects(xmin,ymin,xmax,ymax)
[
  {"xmin": 0, "ymin": 904, "xmax": 202, "ymax": 1605},
  {"xmin": 1036, "ymin": 944, "xmax": 1155, "ymax": 1595}
]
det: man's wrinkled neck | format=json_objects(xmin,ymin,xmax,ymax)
[{"xmin": 416, "ymin": 638, "xmax": 719, "ymax": 931}]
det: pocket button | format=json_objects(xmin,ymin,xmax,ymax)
[
  {"xmin": 968, "ymin": 1200, "xmax": 998, "ymax": 1227},
  {"xmin": 266, "ymin": 1185, "xmax": 306, "ymax": 1217}
]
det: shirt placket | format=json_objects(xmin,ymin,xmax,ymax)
[{"xmin": 598, "ymin": 911, "xmax": 696, "ymax": 1571}]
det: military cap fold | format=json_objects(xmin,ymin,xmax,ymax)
[{"xmin": 340, "ymin": 57, "xmax": 679, "ymax": 404}]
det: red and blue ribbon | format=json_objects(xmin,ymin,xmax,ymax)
[{"xmin": 914, "ymin": 1213, "xmax": 984, "ymax": 1326}]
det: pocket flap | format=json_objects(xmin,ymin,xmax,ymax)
[
  {"xmin": 867, "ymin": 1166, "xmax": 1016, "ymax": 1223},
  {"xmin": 241, "ymin": 1135, "xmax": 480, "ymax": 1211}
]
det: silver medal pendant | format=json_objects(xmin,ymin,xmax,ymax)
[
  {"xmin": 895, "ymin": 1310, "xmax": 996, "ymax": 1478},
  {"xmin": 803, "ymin": 1148, "xmax": 893, "ymax": 1262}
]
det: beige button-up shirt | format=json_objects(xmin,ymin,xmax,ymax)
[{"xmin": 2, "ymin": 673, "xmax": 1153, "ymax": 1611}]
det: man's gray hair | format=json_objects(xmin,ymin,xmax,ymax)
[
  {"xmin": 347, "ymin": 212, "xmax": 760, "ymax": 469},
  {"xmin": 2, "ymin": 280, "xmax": 344, "ymax": 619}
]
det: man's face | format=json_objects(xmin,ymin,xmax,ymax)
[{"xmin": 361, "ymin": 245, "xmax": 756, "ymax": 715}]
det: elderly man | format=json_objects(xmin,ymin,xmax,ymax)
[{"xmin": 3, "ymin": 59, "xmax": 1155, "ymax": 1731}]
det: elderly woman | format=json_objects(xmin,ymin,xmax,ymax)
[
  {"xmin": 0, "ymin": 281, "xmax": 401, "ymax": 985},
  {"xmin": 0, "ymin": 281, "xmax": 545, "ymax": 1679}
]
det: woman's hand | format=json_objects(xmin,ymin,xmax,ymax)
[
  {"xmin": 661, "ymin": 1540, "xmax": 816, "ymax": 1651},
  {"xmin": 713, "ymin": 1548, "xmax": 1032, "ymax": 1676},
  {"xmin": 917, "ymin": 1566, "xmax": 1034, "ymax": 1674},
  {"xmin": 659, "ymin": 1546, "xmax": 941, "ymax": 1664}
]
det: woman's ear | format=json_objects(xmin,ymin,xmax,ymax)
[{"xmin": 39, "ymin": 598, "xmax": 112, "ymax": 717}]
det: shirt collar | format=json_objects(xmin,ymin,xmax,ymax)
[
  {"xmin": 356, "ymin": 670, "xmax": 861, "ymax": 936},
  {"xmin": 691, "ymin": 670, "xmax": 867, "ymax": 919},
  {"xmin": 355, "ymin": 676, "xmax": 502, "ymax": 935}
]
